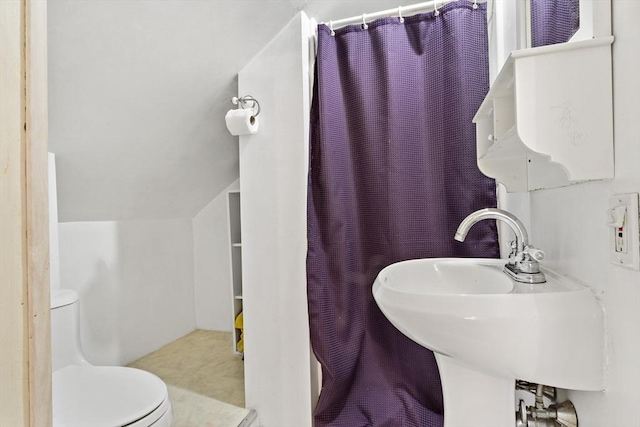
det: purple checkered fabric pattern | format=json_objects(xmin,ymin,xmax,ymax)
[
  {"xmin": 306, "ymin": 3, "xmax": 499, "ymax": 426},
  {"xmin": 531, "ymin": 0, "xmax": 580, "ymax": 47}
]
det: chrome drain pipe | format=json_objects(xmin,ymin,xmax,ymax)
[{"xmin": 515, "ymin": 381, "xmax": 578, "ymax": 427}]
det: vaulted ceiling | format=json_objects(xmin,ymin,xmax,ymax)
[{"xmin": 48, "ymin": 0, "xmax": 404, "ymax": 221}]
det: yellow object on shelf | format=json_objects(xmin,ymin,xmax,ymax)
[{"xmin": 235, "ymin": 312, "xmax": 244, "ymax": 353}]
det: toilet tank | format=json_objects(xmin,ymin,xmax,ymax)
[{"xmin": 51, "ymin": 289, "xmax": 89, "ymax": 371}]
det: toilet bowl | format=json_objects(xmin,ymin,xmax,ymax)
[{"xmin": 51, "ymin": 289, "xmax": 173, "ymax": 427}]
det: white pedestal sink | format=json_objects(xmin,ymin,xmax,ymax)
[{"xmin": 372, "ymin": 258, "xmax": 605, "ymax": 427}]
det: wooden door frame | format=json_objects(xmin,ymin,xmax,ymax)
[
  {"xmin": 0, "ymin": 0, "xmax": 51, "ymax": 425},
  {"xmin": 26, "ymin": 0, "xmax": 52, "ymax": 425}
]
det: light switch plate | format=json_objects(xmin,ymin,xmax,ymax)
[{"xmin": 609, "ymin": 193, "xmax": 640, "ymax": 270}]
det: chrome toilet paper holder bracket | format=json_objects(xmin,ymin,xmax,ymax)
[{"xmin": 231, "ymin": 95, "xmax": 261, "ymax": 117}]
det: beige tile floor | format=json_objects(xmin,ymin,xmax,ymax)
[{"xmin": 129, "ymin": 330, "xmax": 246, "ymax": 408}]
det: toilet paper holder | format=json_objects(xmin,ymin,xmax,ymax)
[{"xmin": 231, "ymin": 95, "xmax": 261, "ymax": 118}]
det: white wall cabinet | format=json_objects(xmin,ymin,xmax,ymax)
[
  {"xmin": 228, "ymin": 190, "xmax": 243, "ymax": 356},
  {"xmin": 474, "ymin": 37, "xmax": 614, "ymax": 192}
]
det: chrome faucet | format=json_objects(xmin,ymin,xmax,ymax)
[{"xmin": 455, "ymin": 208, "xmax": 546, "ymax": 284}]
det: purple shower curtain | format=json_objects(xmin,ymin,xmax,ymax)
[
  {"xmin": 307, "ymin": 3, "xmax": 499, "ymax": 426},
  {"xmin": 531, "ymin": 0, "xmax": 580, "ymax": 47}
]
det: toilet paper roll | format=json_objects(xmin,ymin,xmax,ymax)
[{"xmin": 225, "ymin": 109, "xmax": 259, "ymax": 136}]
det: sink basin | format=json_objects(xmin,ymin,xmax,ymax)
[
  {"xmin": 373, "ymin": 258, "xmax": 605, "ymax": 427},
  {"xmin": 379, "ymin": 258, "xmax": 515, "ymax": 295}
]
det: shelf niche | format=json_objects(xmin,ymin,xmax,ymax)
[
  {"xmin": 228, "ymin": 190, "xmax": 244, "ymax": 356},
  {"xmin": 473, "ymin": 37, "xmax": 614, "ymax": 192}
]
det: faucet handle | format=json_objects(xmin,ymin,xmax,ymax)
[{"xmin": 525, "ymin": 246, "xmax": 545, "ymax": 261}]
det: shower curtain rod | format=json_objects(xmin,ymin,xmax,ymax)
[{"xmin": 324, "ymin": 0, "xmax": 485, "ymax": 31}]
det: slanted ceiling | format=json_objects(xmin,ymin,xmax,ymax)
[{"xmin": 48, "ymin": 0, "xmax": 403, "ymax": 222}]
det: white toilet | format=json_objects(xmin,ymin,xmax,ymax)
[{"xmin": 51, "ymin": 288, "xmax": 173, "ymax": 427}]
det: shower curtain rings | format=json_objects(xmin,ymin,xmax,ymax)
[
  {"xmin": 398, "ymin": 6, "xmax": 404, "ymax": 23},
  {"xmin": 362, "ymin": 13, "xmax": 368, "ymax": 29},
  {"xmin": 473, "ymin": 0, "xmax": 478, "ymax": 9},
  {"xmin": 434, "ymin": 0, "xmax": 440, "ymax": 16},
  {"xmin": 329, "ymin": 20, "xmax": 335, "ymax": 36}
]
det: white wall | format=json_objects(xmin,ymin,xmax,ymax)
[
  {"xmin": 513, "ymin": 1, "xmax": 640, "ymax": 424},
  {"xmin": 58, "ymin": 219, "xmax": 196, "ymax": 366},
  {"xmin": 239, "ymin": 12, "xmax": 317, "ymax": 427},
  {"xmin": 47, "ymin": 1, "xmax": 306, "ymax": 222},
  {"xmin": 54, "ymin": 170, "xmax": 240, "ymax": 364},
  {"xmin": 193, "ymin": 179, "xmax": 239, "ymax": 331},
  {"xmin": 49, "ymin": 153, "xmax": 61, "ymax": 290}
]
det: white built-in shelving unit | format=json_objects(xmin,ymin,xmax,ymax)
[
  {"xmin": 480, "ymin": 0, "xmax": 613, "ymax": 193},
  {"xmin": 228, "ymin": 190, "xmax": 243, "ymax": 356},
  {"xmin": 474, "ymin": 37, "xmax": 614, "ymax": 192}
]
